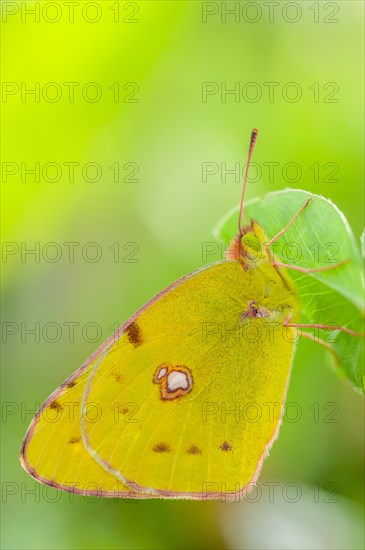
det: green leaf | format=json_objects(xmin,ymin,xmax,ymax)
[{"xmin": 214, "ymin": 189, "xmax": 365, "ymax": 395}]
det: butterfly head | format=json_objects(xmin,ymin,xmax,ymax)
[{"xmin": 225, "ymin": 218, "xmax": 270, "ymax": 268}]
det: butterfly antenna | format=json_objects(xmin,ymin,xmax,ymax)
[{"xmin": 238, "ymin": 128, "xmax": 258, "ymax": 234}]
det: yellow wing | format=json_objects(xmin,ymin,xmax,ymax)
[
  {"xmin": 21, "ymin": 259, "xmax": 299, "ymax": 500},
  {"xmin": 20, "ymin": 352, "xmax": 138, "ymax": 498}
]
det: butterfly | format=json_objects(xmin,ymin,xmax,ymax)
[{"xmin": 20, "ymin": 129, "xmax": 363, "ymax": 500}]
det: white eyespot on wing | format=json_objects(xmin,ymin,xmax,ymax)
[
  {"xmin": 156, "ymin": 367, "xmax": 167, "ymax": 380},
  {"xmin": 153, "ymin": 364, "xmax": 193, "ymax": 400},
  {"xmin": 167, "ymin": 370, "xmax": 190, "ymax": 392}
]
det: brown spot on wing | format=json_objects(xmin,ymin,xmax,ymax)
[
  {"xmin": 69, "ymin": 436, "xmax": 81, "ymax": 444},
  {"xmin": 220, "ymin": 441, "xmax": 232, "ymax": 452},
  {"xmin": 49, "ymin": 400, "xmax": 63, "ymax": 412},
  {"xmin": 125, "ymin": 321, "xmax": 142, "ymax": 347},
  {"xmin": 153, "ymin": 442, "xmax": 171, "ymax": 453},
  {"xmin": 66, "ymin": 381, "xmax": 76, "ymax": 389},
  {"xmin": 187, "ymin": 445, "xmax": 202, "ymax": 455},
  {"xmin": 111, "ymin": 372, "xmax": 123, "ymax": 383}
]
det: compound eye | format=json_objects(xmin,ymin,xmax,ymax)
[{"xmin": 242, "ymin": 233, "xmax": 261, "ymax": 253}]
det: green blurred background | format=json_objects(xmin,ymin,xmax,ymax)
[{"xmin": 1, "ymin": 1, "xmax": 364, "ymax": 549}]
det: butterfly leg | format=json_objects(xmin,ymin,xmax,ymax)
[
  {"xmin": 283, "ymin": 315, "xmax": 365, "ymax": 338},
  {"xmin": 265, "ymin": 198, "xmax": 312, "ymax": 261},
  {"xmin": 297, "ymin": 331, "xmax": 340, "ymax": 362},
  {"xmin": 264, "ymin": 198, "xmax": 350, "ymax": 273},
  {"xmin": 283, "ymin": 315, "xmax": 363, "ymax": 366},
  {"xmin": 271, "ymin": 259, "xmax": 349, "ymax": 274}
]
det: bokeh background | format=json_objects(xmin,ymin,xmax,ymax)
[{"xmin": 1, "ymin": 1, "xmax": 364, "ymax": 549}]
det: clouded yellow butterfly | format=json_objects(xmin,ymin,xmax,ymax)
[{"xmin": 20, "ymin": 130, "xmax": 362, "ymax": 500}]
